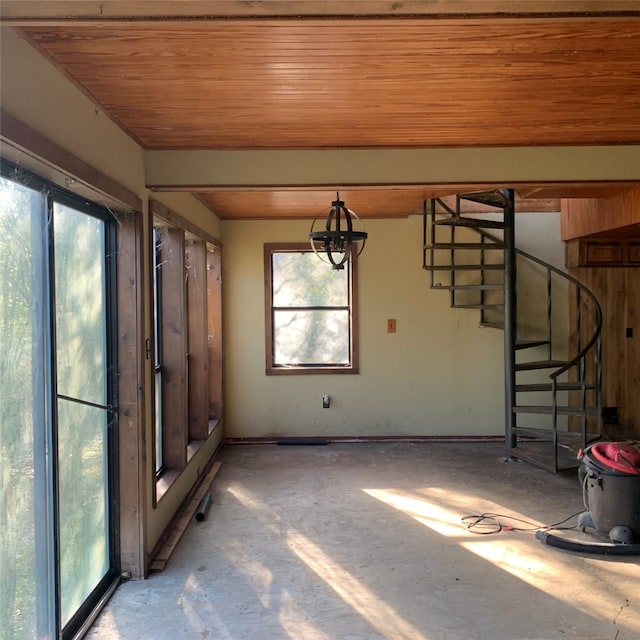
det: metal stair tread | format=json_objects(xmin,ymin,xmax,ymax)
[
  {"xmin": 509, "ymin": 445, "xmax": 582, "ymax": 473},
  {"xmin": 457, "ymin": 190, "xmax": 510, "ymax": 208},
  {"xmin": 515, "ymin": 339, "xmax": 550, "ymax": 350},
  {"xmin": 515, "ymin": 382, "xmax": 597, "ymax": 392},
  {"xmin": 433, "ymin": 283, "xmax": 503, "ymax": 291},
  {"xmin": 479, "ymin": 321, "xmax": 504, "ymax": 330},
  {"xmin": 424, "ymin": 242, "xmax": 505, "ymax": 249},
  {"xmin": 514, "ymin": 359, "xmax": 567, "ymax": 371},
  {"xmin": 452, "ymin": 303, "xmax": 504, "ymax": 310},
  {"xmin": 513, "ymin": 405, "xmax": 599, "ymax": 416},
  {"xmin": 427, "ymin": 264, "xmax": 505, "ymax": 271},
  {"xmin": 513, "ymin": 426, "xmax": 601, "ymax": 442},
  {"xmin": 434, "ymin": 216, "xmax": 506, "ymax": 230}
]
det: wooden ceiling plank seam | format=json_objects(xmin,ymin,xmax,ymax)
[{"xmin": 4, "ymin": 6, "xmax": 640, "ymax": 23}]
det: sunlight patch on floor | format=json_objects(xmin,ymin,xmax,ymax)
[
  {"xmin": 363, "ymin": 486, "xmax": 640, "ymax": 635},
  {"xmin": 460, "ymin": 538, "xmax": 640, "ymax": 634},
  {"xmin": 177, "ymin": 573, "xmax": 220, "ymax": 635},
  {"xmin": 278, "ymin": 589, "xmax": 335, "ymax": 640},
  {"xmin": 285, "ymin": 530, "xmax": 429, "ymax": 640},
  {"xmin": 228, "ymin": 482, "xmax": 429, "ymax": 640},
  {"xmin": 363, "ymin": 488, "xmax": 475, "ymax": 537}
]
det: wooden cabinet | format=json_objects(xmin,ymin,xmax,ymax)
[{"xmin": 567, "ymin": 237, "xmax": 640, "ymax": 268}]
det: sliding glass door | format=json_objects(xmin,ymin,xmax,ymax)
[
  {"xmin": 53, "ymin": 199, "xmax": 116, "ymax": 629},
  {"xmin": 0, "ymin": 163, "xmax": 119, "ymax": 639}
]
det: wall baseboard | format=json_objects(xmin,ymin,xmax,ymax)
[{"xmin": 224, "ymin": 434, "xmax": 505, "ymax": 445}]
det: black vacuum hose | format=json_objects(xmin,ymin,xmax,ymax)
[{"xmin": 536, "ymin": 530, "xmax": 640, "ymax": 556}]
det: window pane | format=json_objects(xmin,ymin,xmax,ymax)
[
  {"xmin": 153, "ymin": 227, "xmax": 163, "ymax": 472},
  {"xmin": 0, "ymin": 177, "xmax": 40, "ymax": 639},
  {"xmin": 155, "ymin": 369, "xmax": 163, "ymax": 472},
  {"xmin": 54, "ymin": 203, "xmax": 106, "ymax": 406},
  {"xmin": 274, "ymin": 309, "xmax": 349, "ymax": 365},
  {"xmin": 57, "ymin": 400, "xmax": 109, "ymax": 626},
  {"xmin": 53, "ymin": 202, "xmax": 110, "ymax": 627},
  {"xmin": 273, "ymin": 252, "xmax": 348, "ymax": 307}
]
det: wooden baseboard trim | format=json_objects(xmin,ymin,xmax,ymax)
[
  {"xmin": 149, "ymin": 461, "xmax": 223, "ymax": 572},
  {"xmin": 224, "ymin": 435, "xmax": 505, "ymax": 445}
]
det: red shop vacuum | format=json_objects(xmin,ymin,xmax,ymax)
[{"xmin": 536, "ymin": 441, "xmax": 640, "ymax": 555}]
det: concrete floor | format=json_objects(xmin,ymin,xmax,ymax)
[{"xmin": 88, "ymin": 442, "xmax": 639, "ymax": 639}]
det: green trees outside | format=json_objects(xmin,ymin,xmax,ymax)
[
  {"xmin": 53, "ymin": 203, "xmax": 109, "ymax": 625},
  {"xmin": 0, "ymin": 175, "xmax": 112, "ymax": 637},
  {"xmin": 272, "ymin": 251, "xmax": 350, "ymax": 365},
  {"xmin": 0, "ymin": 176, "xmax": 38, "ymax": 639}
]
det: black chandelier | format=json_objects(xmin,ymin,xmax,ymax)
[{"xmin": 309, "ymin": 192, "xmax": 368, "ymax": 270}]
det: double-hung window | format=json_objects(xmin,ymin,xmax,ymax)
[{"xmin": 264, "ymin": 243, "xmax": 359, "ymax": 374}]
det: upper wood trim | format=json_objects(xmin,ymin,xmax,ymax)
[
  {"xmin": 0, "ymin": 109, "xmax": 142, "ymax": 211},
  {"xmin": 149, "ymin": 199, "xmax": 222, "ymax": 248},
  {"xmin": 3, "ymin": 1, "xmax": 639, "ymax": 23}
]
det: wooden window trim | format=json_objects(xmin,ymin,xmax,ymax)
[
  {"xmin": 149, "ymin": 200, "xmax": 223, "ymax": 505},
  {"xmin": 149, "ymin": 199, "xmax": 221, "ymax": 249},
  {"xmin": 264, "ymin": 242, "xmax": 359, "ymax": 376},
  {"xmin": 115, "ymin": 209, "xmax": 147, "ymax": 578},
  {"xmin": 187, "ymin": 239, "xmax": 210, "ymax": 441},
  {"xmin": 207, "ymin": 250, "xmax": 223, "ymax": 421},
  {"xmin": 159, "ymin": 227, "xmax": 189, "ymax": 470}
]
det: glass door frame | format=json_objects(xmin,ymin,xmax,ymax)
[
  {"xmin": 48, "ymin": 187, "xmax": 121, "ymax": 640},
  {"xmin": 1, "ymin": 160, "xmax": 121, "ymax": 640}
]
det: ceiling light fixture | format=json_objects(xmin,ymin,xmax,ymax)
[{"xmin": 309, "ymin": 192, "xmax": 368, "ymax": 270}]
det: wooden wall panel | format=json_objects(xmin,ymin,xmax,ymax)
[
  {"xmin": 186, "ymin": 240, "xmax": 210, "ymax": 440},
  {"xmin": 207, "ymin": 250, "xmax": 223, "ymax": 421},
  {"xmin": 561, "ymin": 188, "xmax": 640, "ymax": 240},
  {"xmin": 570, "ymin": 265, "xmax": 640, "ymax": 438},
  {"xmin": 160, "ymin": 227, "xmax": 188, "ymax": 469}
]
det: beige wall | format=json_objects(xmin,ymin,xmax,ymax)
[
  {"xmin": 222, "ymin": 213, "xmax": 567, "ymax": 439},
  {"xmin": 1, "ymin": 27, "xmax": 223, "ymax": 559}
]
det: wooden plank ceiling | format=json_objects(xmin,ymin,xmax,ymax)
[
  {"xmin": 195, "ymin": 184, "xmax": 640, "ymax": 220},
  {"xmin": 13, "ymin": 12, "xmax": 640, "ymax": 218}
]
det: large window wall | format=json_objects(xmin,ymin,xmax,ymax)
[{"xmin": 0, "ymin": 162, "xmax": 119, "ymax": 639}]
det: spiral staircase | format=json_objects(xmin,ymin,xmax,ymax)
[{"xmin": 423, "ymin": 189, "xmax": 603, "ymax": 472}]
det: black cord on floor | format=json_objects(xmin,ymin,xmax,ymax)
[{"xmin": 461, "ymin": 510, "xmax": 584, "ymax": 535}]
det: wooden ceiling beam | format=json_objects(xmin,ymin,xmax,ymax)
[{"xmin": 2, "ymin": 1, "xmax": 639, "ymax": 24}]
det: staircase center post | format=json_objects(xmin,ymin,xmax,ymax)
[{"xmin": 503, "ymin": 189, "xmax": 517, "ymax": 454}]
